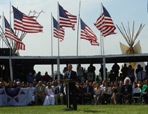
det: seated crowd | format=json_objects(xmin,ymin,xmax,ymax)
[
  {"xmin": 0, "ymin": 78, "xmax": 148, "ymax": 105},
  {"xmin": 0, "ymin": 63, "xmax": 148, "ymax": 105}
]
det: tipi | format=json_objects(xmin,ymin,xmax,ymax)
[{"xmin": 117, "ymin": 22, "xmax": 145, "ymax": 68}]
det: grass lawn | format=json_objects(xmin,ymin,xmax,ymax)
[{"xmin": 0, "ymin": 105, "xmax": 148, "ymax": 114}]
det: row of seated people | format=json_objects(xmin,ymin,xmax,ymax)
[
  {"xmin": 91, "ymin": 79, "xmax": 148, "ymax": 105},
  {"xmin": 72, "ymin": 78, "xmax": 148, "ymax": 105},
  {"xmin": 0, "ymin": 78, "xmax": 148, "ymax": 105},
  {"xmin": 24, "ymin": 78, "xmax": 148, "ymax": 105}
]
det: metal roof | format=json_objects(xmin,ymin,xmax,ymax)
[{"xmin": 0, "ymin": 53, "xmax": 148, "ymax": 65}]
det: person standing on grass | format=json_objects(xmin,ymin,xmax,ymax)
[
  {"xmin": 77, "ymin": 64, "xmax": 84, "ymax": 83},
  {"xmin": 64, "ymin": 64, "xmax": 77, "ymax": 110},
  {"xmin": 112, "ymin": 63, "xmax": 120, "ymax": 77},
  {"xmin": 87, "ymin": 63, "xmax": 96, "ymax": 82},
  {"xmin": 43, "ymin": 72, "xmax": 52, "ymax": 82}
]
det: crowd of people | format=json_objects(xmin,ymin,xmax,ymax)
[{"xmin": 0, "ymin": 63, "xmax": 148, "ymax": 106}]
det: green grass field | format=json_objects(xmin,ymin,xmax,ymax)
[{"xmin": 0, "ymin": 105, "xmax": 148, "ymax": 114}]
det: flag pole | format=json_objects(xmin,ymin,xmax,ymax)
[
  {"xmin": 100, "ymin": 3, "xmax": 103, "ymax": 56},
  {"xmin": 147, "ymin": 0, "xmax": 148, "ymax": 13},
  {"xmin": 0, "ymin": 13, "xmax": 11, "ymax": 48},
  {"xmin": 51, "ymin": 13, "xmax": 54, "ymax": 80},
  {"xmin": 3, "ymin": 14, "xmax": 13, "ymax": 81},
  {"xmin": 76, "ymin": 1, "xmax": 81, "ymax": 56},
  {"xmin": 100, "ymin": 32, "xmax": 102, "ymax": 55},
  {"xmin": 6, "ymin": 8, "xmax": 14, "ymax": 81},
  {"xmin": 10, "ymin": 2, "xmax": 12, "ymax": 28},
  {"xmin": 13, "ymin": 6, "xmax": 19, "ymax": 55},
  {"xmin": 10, "ymin": 2, "xmax": 13, "ymax": 48},
  {"xmin": 9, "ymin": 43, "xmax": 13, "ymax": 81},
  {"xmin": 102, "ymin": 34, "xmax": 106, "ymax": 81},
  {"xmin": 51, "ymin": 13, "xmax": 53, "ymax": 57},
  {"xmin": 57, "ymin": 2, "xmax": 60, "ymax": 80},
  {"xmin": 100, "ymin": 3, "xmax": 106, "ymax": 81},
  {"xmin": 2, "ymin": 12, "xmax": 4, "ymax": 48}
]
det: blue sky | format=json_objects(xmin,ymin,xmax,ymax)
[{"xmin": 0, "ymin": 0, "xmax": 148, "ymax": 75}]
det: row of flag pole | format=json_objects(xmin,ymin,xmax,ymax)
[
  {"xmin": 1, "ymin": 3, "xmax": 116, "ymax": 55},
  {"xmin": 51, "ymin": 3, "xmax": 116, "ymax": 57},
  {"xmin": 0, "ymin": 2, "xmax": 116, "ymax": 80},
  {"xmin": 0, "ymin": 5, "xmax": 43, "ymax": 52},
  {"xmin": 1, "ymin": 5, "xmax": 43, "ymax": 81},
  {"xmin": 51, "ymin": 2, "xmax": 116, "ymax": 79}
]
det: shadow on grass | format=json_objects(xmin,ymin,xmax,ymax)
[{"xmin": 83, "ymin": 110, "xmax": 106, "ymax": 113}]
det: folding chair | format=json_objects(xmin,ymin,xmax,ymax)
[{"xmin": 132, "ymin": 88, "xmax": 142, "ymax": 104}]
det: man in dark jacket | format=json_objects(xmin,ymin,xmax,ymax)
[
  {"xmin": 83, "ymin": 80, "xmax": 93, "ymax": 104},
  {"xmin": 55, "ymin": 81, "xmax": 64, "ymax": 105},
  {"xmin": 64, "ymin": 64, "xmax": 77, "ymax": 110}
]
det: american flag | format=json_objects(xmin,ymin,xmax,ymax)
[
  {"xmin": 59, "ymin": 4, "xmax": 77, "ymax": 30},
  {"xmin": 94, "ymin": 5, "xmax": 116, "ymax": 37},
  {"xmin": 12, "ymin": 6, "xmax": 43, "ymax": 33},
  {"xmin": 80, "ymin": 18, "xmax": 99, "ymax": 46},
  {"xmin": 4, "ymin": 17, "xmax": 25, "ymax": 50},
  {"xmin": 90, "ymin": 40, "xmax": 100, "ymax": 46},
  {"xmin": 53, "ymin": 17, "xmax": 65, "ymax": 42}
]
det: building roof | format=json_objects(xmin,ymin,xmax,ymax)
[{"xmin": 0, "ymin": 53, "xmax": 148, "ymax": 65}]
